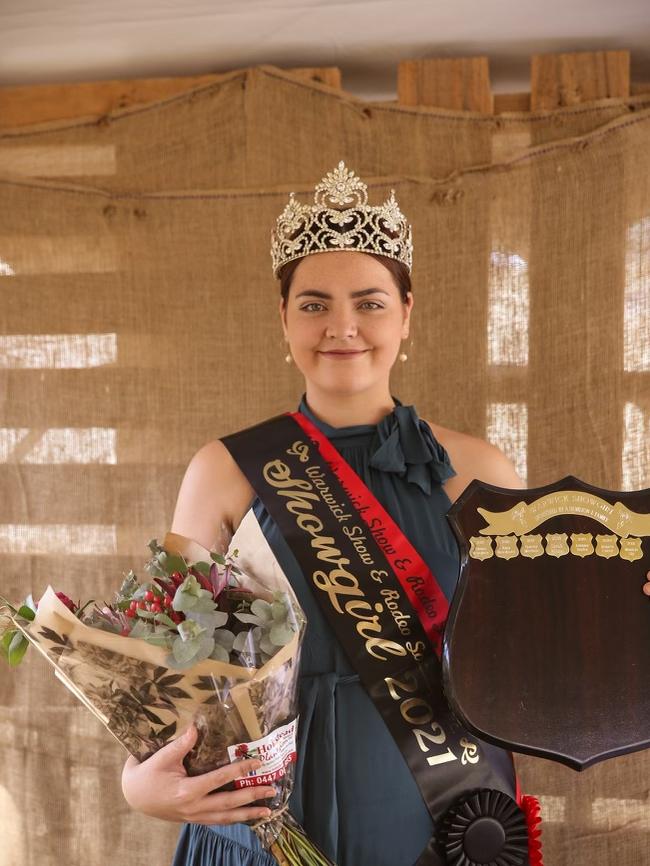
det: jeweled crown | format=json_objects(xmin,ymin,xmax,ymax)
[{"xmin": 270, "ymin": 161, "xmax": 413, "ymax": 278}]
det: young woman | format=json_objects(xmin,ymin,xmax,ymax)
[{"xmin": 120, "ymin": 164, "xmax": 650, "ymax": 866}]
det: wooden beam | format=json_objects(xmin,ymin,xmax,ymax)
[
  {"xmin": 530, "ymin": 50, "xmax": 630, "ymax": 110},
  {"xmin": 0, "ymin": 74, "xmax": 218, "ymax": 128},
  {"xmin": 398, "ymin": 57, "xmax": 493, "ymax": 113},
  {"xmin": 0, "ymin": 67, "xmax": 341, "ymax": 129},
  {"xmin": 0, "ymin": 57, "xmax": 643, "ymax": 130},
  {"xmin": 287, "ymin": 67, "xmax": 341, "ymax": 90}
]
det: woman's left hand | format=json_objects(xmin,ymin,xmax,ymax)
[{"xmin": 643, "ymin": 571, "xmax": 650, "ymax": 596}]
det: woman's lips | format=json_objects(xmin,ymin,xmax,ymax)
[{"xmin": 318, "ymin": 350, "xmax": 368, "ymax": 359}]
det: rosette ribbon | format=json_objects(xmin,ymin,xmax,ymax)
[{"xmin": 438, "ymin": 788, "xmax": 543, "ymax": 866}]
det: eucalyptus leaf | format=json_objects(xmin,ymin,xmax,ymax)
[
  {"xmin": 173, "ymin": 575, "xmax": 216, "ymax": 614},
  {"xmin": 144, "ymin": 633, "xmax": 173, "ymax": 648},
  {"xmin": 172, "ymin": 635, "xmax": 200, "ymax": 664},
  {"xmin": 192, "ymin": 635, "xmax": 215, "ymax": 662},
  {"xmin": 213, "ymin": 629, "xmax": 235, "ymax": 651},
  {"xmin": 192, "ymin": 596, "xmax": 222, "ymax": 614},
  {"xmin": 129, "ymin": 620, "xmax": 152, "ymax": 638},
  {"xmin": 233, "ymin": 612, "xmax": 263, "ymax": 626},
  {"xmin": 250, "ymin": 599, "xmax": 273, "ymax": 622},
  {"xmin": 188, "ymin": 610, "xmax": 228, "ymax": 630},
  {"xmin": 164, "ymin": 650, "xmax": 197, "ymax": 671},
  {"xmin": 174, "ymin": 635, "xmax": 215, "ymax": 667},
  {"xmin": 209, "ymin": 643, "xmax": 230, "ymax": 663},
  {"xmin": 144, "ymin": 561, "xmax": 166, "ymax": 577},
  {"xmin": 177, "ymin": 619, "xmax": 207, "ymax": 642},
  {"xmin": 232, "ymin": 629, "xmax": 254, "ymax": 654},
  {"xmin": 271, "ymin": 601, "xmax": 288, "ymax": 621},
  {"xmin": 260, "ymin": 635, "xmax": 276, "ymax": 656},
  {"xmin": 270, "ymin": 623, "xmax": 295, "ymax": 646},
  {"xmin": 119, "ymin": 572, "xmax": 141, "ymax": 596}
]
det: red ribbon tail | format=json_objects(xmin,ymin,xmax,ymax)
[{"xmin": 520, "ymin": 794, "xmax": 544, "ymax": 866}]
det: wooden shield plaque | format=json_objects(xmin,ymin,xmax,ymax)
[{"xmin": 444, "ymin": 475, "xmax": 650, "ymax": 770}]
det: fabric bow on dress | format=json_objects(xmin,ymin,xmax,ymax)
[{"xmin": 369, "ymin": 403, "xmax": 456, "ymax": 495}]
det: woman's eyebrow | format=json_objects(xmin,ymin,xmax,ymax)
[{"xmin": 294, "ymin": 288, "xmax": 389, "ymax": 299}]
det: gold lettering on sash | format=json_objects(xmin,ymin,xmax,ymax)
[
  {"xmin": 460, "ymin": 737, "xmax": 479, "ymax": 765},
  {"xmin": 520, "ymin": 534, "xmax": 544, "ymax": 559},
  {"xmin": 546, "ymin": 533, "xmax": 569, "ymax": 557},
  {"xmin": 570, "ymin": 533, "xmax": 594, "ymax": 558},
  {"xmin": 595, "ymin": 534, "xmax": 619, "ymax": 558},
  {"xmin": 263, "ymin": 458, "xmax": 407, "ymax": 663},
  {"xmin": 263, "ymin": 459, "xmax": 313, "ymax": 491},
  {"xmin": 619, "ymin": 537, "xmax": 643, "ymax": 562},
  {"xmin": 494, "ymin": 536, "xmax": 519, "ymax": 560},
  {"xmin": 287, "ymin": 440, "xmax": 310, "ymax": 462},
  {"xmin": 469, "ymin": 536, "xmax": 493, "ymax": 560}
]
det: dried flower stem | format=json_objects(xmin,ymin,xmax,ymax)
[{"xmin": 269, "ymin": 820, "xmax": 336, "ymax": 866}]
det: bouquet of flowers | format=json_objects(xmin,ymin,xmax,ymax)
[{"xmin": 0, "ymin": 523, "xmax": 334, "ymax": 866}]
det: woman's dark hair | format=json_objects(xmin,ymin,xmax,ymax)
[{"xmin": 278, "ymin": 252, "xmax": 412, "ymax": 304}]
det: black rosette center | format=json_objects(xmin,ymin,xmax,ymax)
[{"xmin": 438, "ymin": 788, "xmax": 529, "ymax": 866}]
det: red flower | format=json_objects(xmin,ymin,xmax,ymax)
[
  {"xmin": 235, "ymin": 744, "xmax": 249, "ymax": 759},
  {"xmin": 520, "ymin": 794, "xmax": 544, "ymax": 866},
  {"xmin": 55, "ymin": 592, "xmax": 78, "ymax": 614}
]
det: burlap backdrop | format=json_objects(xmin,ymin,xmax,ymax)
[{"xmin": 0, "ymin": 65, "xmax": 649, "ymax": 865}]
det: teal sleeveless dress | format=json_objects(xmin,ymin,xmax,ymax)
[{"xmin": 171, "ymin": 396, "xmax": 516, "ymax": 866}]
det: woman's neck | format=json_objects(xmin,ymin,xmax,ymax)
[{"xmin": 303, "ymin": 386, "xmax": 396, "ymax": 428}]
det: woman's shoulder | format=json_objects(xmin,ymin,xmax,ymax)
[{"xmin": 423, "ymin": 418, "xmax": 525, "ymax": 497}]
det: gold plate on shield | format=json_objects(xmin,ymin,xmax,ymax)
[{"xmin": 444, "ymin": 475, "xmax": 650, "ymax": 770}]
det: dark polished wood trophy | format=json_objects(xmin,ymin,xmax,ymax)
[{"xmin": 444, "ymin": 476, "xmax": 650, "ymax": 770}]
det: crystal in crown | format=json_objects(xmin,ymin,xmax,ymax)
[{"xmin": 270, "ymin": 161, "xmax": 413, "ymax": 277}]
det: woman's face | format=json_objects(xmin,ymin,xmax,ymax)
[{"xmin": 280, "ymin": 251, "xmax": 413, "ymax": 398}]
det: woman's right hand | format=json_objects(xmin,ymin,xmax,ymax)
[{"xmin": 121, "ymin": 723, "xmax": 276, "ymax": 825}]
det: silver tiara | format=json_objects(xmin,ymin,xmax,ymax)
[{"xmin": 270, "ymin": 161, "xmax": 413, "ymax": 277}]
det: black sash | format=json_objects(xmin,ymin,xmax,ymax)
[{"xmin": 223, "ymin": 413, "xmax": 523, "ymax": 866}]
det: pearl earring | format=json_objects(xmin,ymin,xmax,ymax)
[
  {"xmin": 283, "ymin": 335, "xmax": 292, "ymax": 364},
  {"xmin": 399, "ymin": 352, "xmax": 408, "ymax": 362}
]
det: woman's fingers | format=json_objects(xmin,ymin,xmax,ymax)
[
  {"xmin": 149, "ymin": 723, "xmax": 199, "ymax": 768},
  {"xmin": 120, "ymin": 722, "xmax": 277, "ymax": 826},
  {"xmin": 191, "ymin": 757, "xmax": 264, "ymax": 797},
  {"xmin": 185, "ymin": 784, "xmax": 276, "ymax": 826},
  {"xmin": 202, "ymin": 786, "xmax": 276, "ymax": 811}
]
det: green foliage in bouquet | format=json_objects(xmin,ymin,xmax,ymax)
[
  {"xmin": 0, "ymin": 535, "xmax": 332, "ymax": 866},
  {"xmin": 0, "ymin": 592, "xmax": 94, "ymax": 667},
  {"xmin": 0, "ymin": 596, "xmax": 36, "ymax": 666},
  {"xmin": 0, "ymin": 539, "xmax": 300, "ymax": 673}
]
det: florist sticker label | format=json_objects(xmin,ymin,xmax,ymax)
[{"xmin": 229, "ymin": 717, "xmax": 298, "ymax": 788}]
